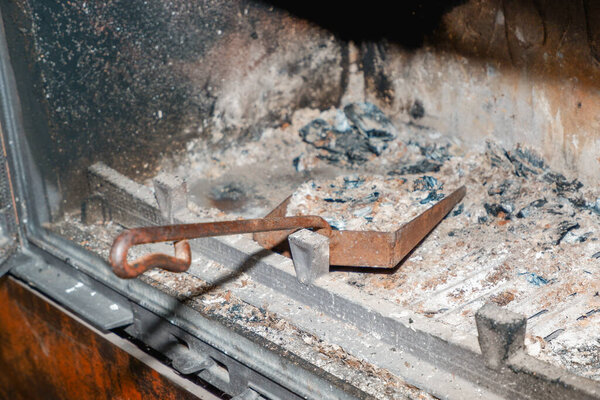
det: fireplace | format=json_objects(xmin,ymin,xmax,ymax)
[{"xmin": 0, "ymin": 1, "xmax": 599, "ymax": 399}]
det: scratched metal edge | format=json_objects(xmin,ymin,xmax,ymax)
[{"xmin": 89, "ymin": 163, "xmax": 600, "ymax": 400}]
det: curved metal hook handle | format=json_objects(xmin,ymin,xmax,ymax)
[
  {"xmin": 109, "ymin": 230, "xmax": 192, "ymax": 279},
  {"xmin": 109, "ymin": 216, "xmax": 331, "ymax": 279}
]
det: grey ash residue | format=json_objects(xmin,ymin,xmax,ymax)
[
  {"xmin": 312, "ymin": 141, "xmax": 600, "ymax": 380},
  {"xmin": 183, "ymin": 101, "xmax": 600, "ymax": 253},
  {"xmin": 208, "ymin": 182, "xmax": 249, "ymax": 212},
  {"xmin": 295, "ymin": 102, "xmax": 456, "ymax": 177},
  {"xmin": 481, "ymin": 141, "xmax": 599, "ymax": 244},
  {"xmin": 386, "ymin": 141, "xmax": 451, "ymax": 176},
  {"xmin": 53, "ymin": 97, "xmax": 600, "ymax": 382},
  {"xmin": 293, "ymin": 103, "xmax": 600, "ymax": 249},
  {"xmin": 390, "ymin": 158, "xmax": 442, "ymax": 175},
  {"xmin": 299, "ymin": 102, "xmax": 398, "ymax": 166},
  {"xmin": 287, "ymin": 174, "xmax": 451, "ymax": 231},
  {"xmin": 412, "ymin": 175, "xmax": 445, "ymax": 204}
]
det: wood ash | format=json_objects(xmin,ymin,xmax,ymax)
[
  {"xmin": 286, "ymin": 174, "xmax": 450, "ymax": 231},
  {"xmin": 298, "ymin": 102, "xmax": 398, "ymax": 167},
  {"xmin": 157, "ymin": 100, "xmax": 600, "ymax": 381}
]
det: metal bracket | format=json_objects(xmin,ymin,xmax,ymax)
[
  {"xmin": 153, "ymin": 172, "xmax": 188, "ymax": 223},
  {"xmin": 167, "ymin": 345, "xmax": 215, "ymax": 375},
  {"xmin": 475, "ymin": 302, "xmax": 527, "ymax": 370},
  {"xmin": 232, "ymin": 388, "xmax": 267, "ymax": 400},
  {"xmin": 288, "ymin": 229, "xmax": 329, "ymax": 284},
  {"xmin": 11, "ymin": 251, "xmax": 133, "ymax": 330}
]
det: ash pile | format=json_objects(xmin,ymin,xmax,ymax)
[
  {"xmin": 70, "ymin": 99, "xmax": 600, "ymax": 383},
  {"xmin": 269, "ymin": 103, "xmax": 600, "ymax": 380},
  {"xmin": 296, "ymin": 102, "xmax": 398, "ymax": 167},
  {"xmin": 294, "ymin": 101, "xmax": 450, "ymax": 176},
  {"xmin": 287, "ymin": 174, "xmax": 448, "ymax": 231}
]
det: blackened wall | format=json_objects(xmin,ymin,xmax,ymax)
[{"xmin": 3, "ymin": 0, "xmax": 600, "ymax": 214}]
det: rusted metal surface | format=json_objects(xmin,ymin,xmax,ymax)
[
  {"xmin": 110, "ymin": 216, "xmax": 331, "ymax": 278},
  {"xmin": 110, "ymin": 186, "xmax": 464, "ymax": 278},
  {"xmin": 390, "ymin": 185, "xmax": 466, "ymax": 266},
  {"xmin": 255, "ymin": 186, "xmax": 466, "ymax": 268},
  {"xmin": 0, "ymin": 276, "xmax": 199, "ymax": 400}
]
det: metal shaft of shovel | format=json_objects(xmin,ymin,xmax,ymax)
[{"xmin": 109, "ymin": 216, "xmax": 331, "ymax": 278}]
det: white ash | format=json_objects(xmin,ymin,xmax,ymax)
[
  {"xmin": 322, "ymin": 142, "xmax": 600, "ymax": 380},
  {"xmin": 58, "ymin": 101, "xmax": 600, "ymax": 382},
  {"xmin": 172, "ymin": 103, "xmax": 600, "ymax": 385},
  {"xmin": 156, "ymin": 110, "xmax": 600, "ymax": 381},
  {"xmin": 286, "ymin": 174, "xmax": 452, "ymax": 231},
  {"xmin": 171, "ymin": 108, "xmax": 323, "ymax": 181}
]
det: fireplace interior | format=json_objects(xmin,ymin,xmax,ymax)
[{"xmin": 1, "ymin": 1, "xmax": 600, "ymax": 399}]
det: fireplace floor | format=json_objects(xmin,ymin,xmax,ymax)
[
  {"xmin": 177, "ymin": 106, "xmax": 600, "ymax": 381},
  {"xmin": 50, "ymin": 105, "xmax": 600, "ymax": 393}
]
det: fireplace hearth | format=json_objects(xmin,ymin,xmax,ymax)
[{"xmin": 1, "ymin": 1, "xmax": 600, "ymax": 399}]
